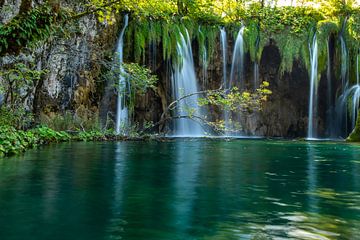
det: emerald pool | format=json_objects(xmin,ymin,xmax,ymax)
[{"xmin": 1, "ymin": 140, "xmax": 360, "ymax": 239}]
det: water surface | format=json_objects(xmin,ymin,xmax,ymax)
[{"xmin": 1, "ymin": 140, "xmax": 360, "ymax": 239}]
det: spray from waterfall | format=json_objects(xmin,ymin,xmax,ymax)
[
  {"xmin": 171, "ymin": 29, "xmax": 205, "ymax": 137},
  {"xmin": 115, "ymin": 15, "xmax": 129, "ymax": 135},
  {"xmin": 307, "ymin": 33, "xmax": 318, "ymax": 139},
  {"xmin": 230, "ymin": 26, "xmax": 245, "ymax": 88}
]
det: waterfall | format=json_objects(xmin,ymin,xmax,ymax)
[
  {"xmin": 148, "ymin": 25, "xmax": 157, "ymax": 71},
  {"xmin": 326, "ymin": 39, "xmax": 335, "ymax": 137},
  {"xmin": 337, "ymin": 86, "xmax": 360, "ymax": 132},
  {"xmin": 307, "ymin": 34, "xmax": 318, "ymax": 139},
  {"xmin": 230, "ymin": 26, "xmax": 245, "ymax": 88},
  {"xmin": 220, "ymin": 27, "xmax": 227, "ymax": 88},
  {"xmin": 253, "ymin": 62, "xmax": 259, "ymax": 89},
  {"xmin": 334, "ymin": 33, "xmax": 350, "ymax": 137},
  {"xmin": 171, "ymin": 30, "xmax": 205, "ymax": 137},
  {"xmin": 340, "ymin": 35, "xmax": 349, "ymax": 91},
  {"xmin": 201, "ymin": 46, "xmax": 208, "ymax": 88},
  {"xmin": 115, "ymin": 15, "xmax": 129, "ymax": 135},
  {"xmin": 357, "ymin": 50, "xmax": 359, "ymax": 85},
  {"xmin": 220, "ymin": 27, "xmax": 231, "ymax": 135}
]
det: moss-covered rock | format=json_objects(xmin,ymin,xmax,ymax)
[{"xmin": 347, "ymin": 112, "xmax": 360, "ymax": 142}]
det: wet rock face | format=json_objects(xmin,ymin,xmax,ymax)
[
  {"xmin": 255, "ymin": 45, "xmax": 310, "ymax": 138},
  {"xmin": 0, "ymin": 0, "xmax": 121, "ymax": 120},
  {"xmin": 0, "ymin": 0, "xmax": 22, "ymax": 24}
]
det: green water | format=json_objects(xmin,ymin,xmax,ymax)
[{"xmin": 1, "ymin": 140, "xmax": 360, "ymax": 240}]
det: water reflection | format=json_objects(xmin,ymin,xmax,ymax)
[
  {"xmin": 0, "ymin": 140, "xmax": 360, "ymax": 240},
  {"xmin": 173, "ymin": 140, "xmax": 202, "ymax": 237}
]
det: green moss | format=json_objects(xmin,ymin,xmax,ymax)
[
  {"xmin": 347, "ymin": 111, "xmax": 360, "ymax": 142},
  {"xmin": 317, "ymin": 20, "xmax": 339, "ymax": 73},
  {"xmin": 273, "ymin": 31, "xmax": 308, "ymax": 75},
  {"xmin": 244, "ymin": 21, "xmax": 259, "ymax": 62},
  {"xmin": 134, "ymin": 21, "xmax": 148, "ymax": 63}
]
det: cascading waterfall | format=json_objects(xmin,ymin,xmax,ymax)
[
  {"xmin": 334, "ymin": 33, "xmax": 351, "ymax": 137},
  {"xmin": 198, "ymin": 28, "xmax": 208, "ymax": 88},
  {"xmin": 334, "ymin": 31, "xmax": 360, "ymax": 138},
  {"xmin": 357, "ymin": 50, "xmax": 359, "ymax": 85},
  {"xmin": 201, "ymin": 46, "xmax": 208, "ymax": 88},
  {"xmin": 326, "ymin": 39, "xmax": 335, "ymax": 137},
  {"xmin": 337, "ymin": 86, "xmax": 360, "ymax": 132},
  {"xmin": 220, "ymin": 27, "xmax": 228, "ymax": 88},
  {"xmin": 148, "ymin": 25, "xmax": 157, "ymax": 71},
  {"xmin": 115, "ymin": 15, "xmax": 129, "ymax": 135},
  {"xmin": 171, "ymin": 30, "xmax": 205, "ymax": 137},
  {"xmin": 230, "ymin": 26, "xmax": 245, "ymax": 88},
  {"xmin": 222, "ymin": 26, "xmax": 246, "ymax": 136},
  {"xmin": 340, "ymin": 35, "xmax": 349, "ymax": 91},
  {"xmin": 253, "ymin": 62, "xmax": 259, "ymax": 90},
  {"xmin": 307, "ymin": 33, "xmax": 318, "ymax": 139},
  {"xmin": 220, "ymin": 27, "xmax": 231, "ymax": 135}
]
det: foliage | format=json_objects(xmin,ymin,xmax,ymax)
[
  {"xmin": 0, "ymin": 4, "xmax": 69, "ymax": 56},
  {"xmin": 116, "ymin": 2, "xmax": 360, "ymax": 76},
  {"xmin": 0, "ymin": 106, "xmax": 34, "ymax": 130},
  {"xmin": 121, "ymin": 63, "xmax": 158, "ymax": 94},
  {"xmin": 0, "ymin": 126, "xmax": 37, "ymax": 156},
  {"xmin": 39, "ymin": 109, "xmax": 102, "ymax": 132},
  {"xmin": 0, "ymin": 125, "xmax": 70, "ymax": 157},
  {"xmin": 199, "ymin": 81, "xmax": 272, "ymax": 113},
  {"xmin": 102, "ymin": 60, "xmax": 158, "ymax": 120},
  {"xmin": 195, "ymin": 81, "xmax": 272, "ymax": 133},
  {"xmin": 0, "ymin": 62, "xmax": 46, "ymax": 107}
]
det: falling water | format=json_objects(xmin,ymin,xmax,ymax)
[
  {"xmin": 148, "ymin": 38, "xmax": 157, "ymax": 72},
  {"xmin": 220, "ymin": 27, "xmax": 228, "ymax": 88},
  {"xmin": 115, "ymin": 15, "xmax": 129, "ymax": 135},
  {"xmin": 201, "ymin": 46, "xmax": 208, "ymax": 88},
  {"xmin": 253, "ymin": 62, "xmax": 259, "ymax": 89},
  {"xmin": 334, "ymin": 33, "xmax": 350, "ymax": 137},
  {"xmin": 220, "ymin": 27, "xmax": 231, "ymax": 135},
  {"xmin": 340, "ymin": 35, "xmax": 349, "ymax": 91},
  {"xmin": 230, "ymin": 26, "xmax": 245, "ymax": 88},
  {"xmin": 337, "ymin": 86, "xmax": 360, "ymax": 132},
  {"xmin": 198, "ymin": 28, "xmax": 208, "ymax": 88},
  {"xmin": 307, "ymin": 34, "xmax": 318, "ymax": 139},
  {"xmin": 357, "ymin": 50, "xmax": 359, "ymax": 85},
  {"xmin": 171, "ymin": 30, "xmax": 204, "ymax": 137},
  {"xmin": 326, "ymin": 39, "xmax": 335, "ymax": 137}
]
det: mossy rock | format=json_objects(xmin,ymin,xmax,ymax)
[{"xmin": 347, "ymin": 112, "xmax": 360, "ymax": 142}]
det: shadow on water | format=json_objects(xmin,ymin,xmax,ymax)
[{"xmin": 0, "ymin": 140, "xmax": 360, "ymax": 239}]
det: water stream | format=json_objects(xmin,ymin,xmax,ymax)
[
  {"xmin": 171, "ymin": 30, "xmax": 205, "ymax": 137},
  {"xmin": 230, "ymin": 26, "xmax": 245, "ymax": 89},
  {"xmin": 307, "ymin": 34, "xmax": 318, "ymax": 139},
  {"xmin": 115, "ymin": 15, "xmax": 129, "ymax": 135},
  {"xmin": 220, "ymin": 27, "xmax": 231, "ymax": 135}
]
